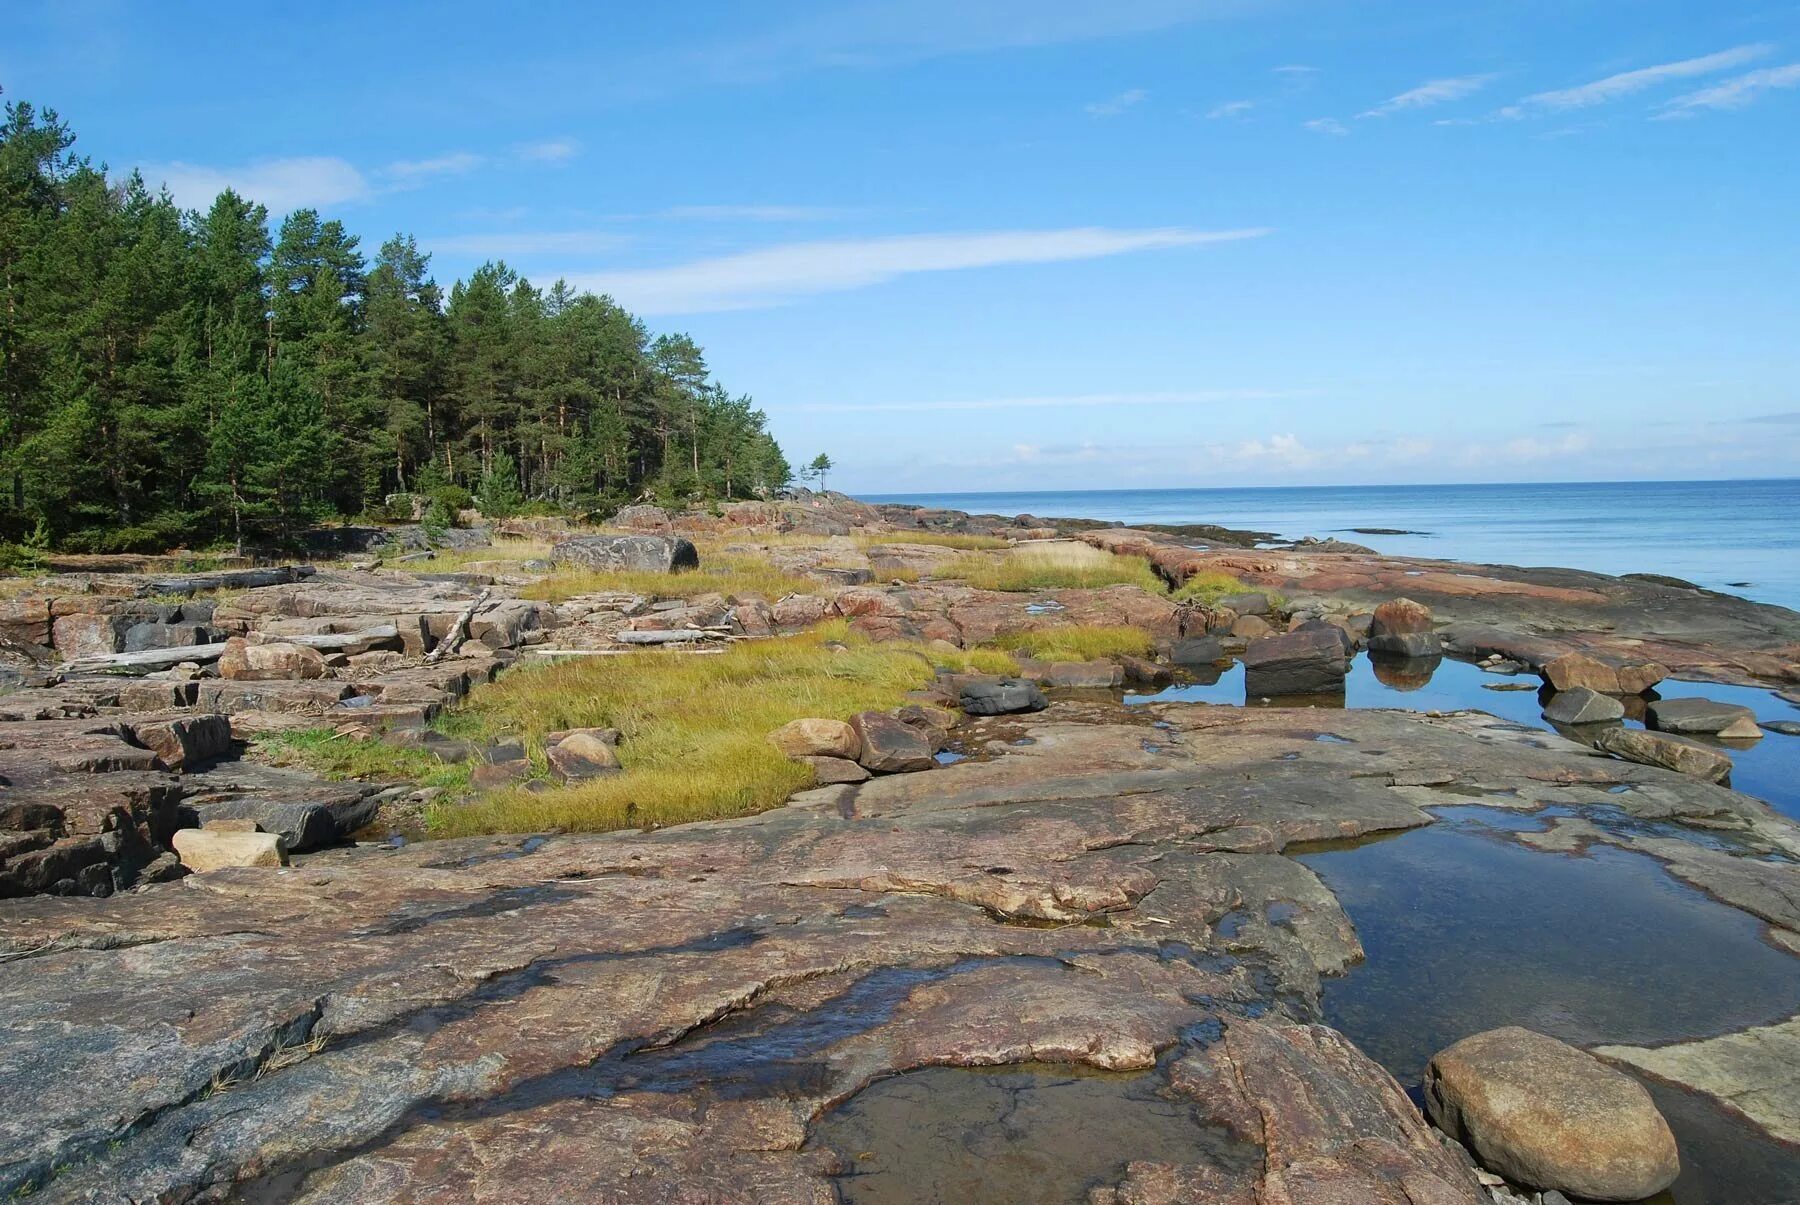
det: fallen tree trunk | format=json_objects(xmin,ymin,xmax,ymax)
[
  {"xmin": 59, "ymin": 642, "xmax": 229, "ymax": 675},
  {"xmin": 612, "ymin": 629, "xmax": 730, "ymax": 645},
  {"xmin": 270, "ymin": 625, "xmax": 401, "ymax": 654},
  {"xmin": 426, "ymin": 589, "xmax": 492, "ymax": 663}
]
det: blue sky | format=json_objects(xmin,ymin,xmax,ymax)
[{"xmin": 7, "ymin": 0, "xmax": 1800, "ymax": 492}]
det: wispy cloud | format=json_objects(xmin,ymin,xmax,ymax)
[
  {"xmin": 1273, "ymin": 64, "xmax": 1319, "ymax": 76},
  {"xmin": 137, "ymin": 156, "xmax": 369, "ymax": 213},
  {"xmin": 1206, "ymin": 99, "xmax": 1255, "ymax": 119},
  {"xmin": 1303, "ymin": 117, "xmax": 1348, "ymax": 135},
  {"xmin": 1501, "ymin": 43, "xmax": 1772, "ymax": 116},
  {"xmin": 1656, "ymin": 62, "xmax": 1800, "ymax": 118},
  {"xmin": 514, "ymin": 138, "xmax": 581, "ymax": 163},
  {"xmin": 660, "ymin": 204, "xmax": 861, "ymax": 222},
  {"xmin": 786, "ymin": 388, "xmax": 1302, "ymax": 414},
  {"xmin": 424, "ymin": 231, "xmax": 634, "ymax": 257},
  {"xmin": 1359, "ymin": 73, "xmax": 1497, "ymax": 118},
  {"xmin": 1086, "ymin": 88, "xmax": 1148, "ymax": 117},
  {"xmin": 571, "ymin": 225, "xmax": 1270, "ymax": 314},
  {"xmin": 383, "ymin": 152, "xmax": 485, "ymax": 183}
]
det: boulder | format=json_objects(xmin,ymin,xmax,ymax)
[
  {"xmin": 171, "ymin": 828, "xmax": 287, "ymax": 872},
  {"xmin": 217, "ymin": 638, "xmax": 327, "ymax": 681},
  {"xmin": 959, "ymin": 679, "xmax": 1048, "ymax": 716},
  {"xmin": 123, "ymin": 622, "xmax": 220, "ymax": 652},
  {"xmin": 1368, "ymin": 597, "xmax": 1441, "ymax": 658},
  {"xmin": 1117, "ymin": 655, "xmax": 1172, "ymax": 688},
  {"xmin": 1593, "ymin": 727, "xmax": 1732, "ymax": 783},
  {"xmin": 546, "ymin": 733, "xmax": 622, "ymax": 782},
  {"xmin": 1646, "ymin": 698, "xmax": 1762, "ymax": 740},
  {"xmin": 51, "ymin": 613, "xmax": 128, "ymax": 659},
  {"xmin": 768, "ymin": 718, "xmax": 861, "ymax": 760},
  {"xmin": 802, "ymin": 755, "xmax": 871, "ymax": 785},
  {"xmin": 1219, "ymin": 591, "xmax": 1270, "ymax": 615},
  {"xmin": 1170, "ymin": 636, "xmax": 1226, "ymax": 667},
  {"xmin": 1542, "ymin": 687, "xmax": 1625, "ymax": 726},
  {"xmin": 1542, "ymin": 652, "xmax": 1668, "ymax": 697},
  {"xmin": 130, "ymin": 714, "xmax": 232, "ymax": 771},
  {"xmin": 770, "ymin": 594, "xmax": 832, "ymax": 630},
  {"xmin": 471, "ymin": 759, "xmax": 533, "ymax": 791},
  {"xmin": 849, "ymin": 711, "xmax": 934, "ymax": 774},
  {"xmin": 1242, "ymin": 628, "xmax": 1347, "ymax": 698},
  {"xmin": 1022, "ymin": 659, "xmax": 1123, "ymax": 689},
  {"xmin": 1231, "ymin": 614, "xmax": 1273, "ymax": 640},
  {"xmin": 550, "ymin": 534, "xmax": 699, "ymax": 574},
  {"xmin": 1424, "ymin": 1026, "xmax": 1678, "ymax": 1201},
  {"xmin": 609, "ymin": 505, "xmax": 672, "ymax": 532}
]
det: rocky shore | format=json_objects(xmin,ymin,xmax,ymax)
[{"xmin": 2, "ymin": 492, "xmax": 1798, "ymax": 1203}]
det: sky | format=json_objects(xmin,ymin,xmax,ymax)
[{"xmin": 6, "ymin": 0, "xmax": 1800, "ymax": 494}]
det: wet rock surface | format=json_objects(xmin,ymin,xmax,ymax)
[{"xmin": 3, "ymin": 700, "xmax": 1796, "ymax": 1202}]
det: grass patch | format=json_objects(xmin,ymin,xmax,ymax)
[
  {"xmin": 1171, "ymin": 569, "xmax": 1250, "ymax": 607},
  {"xmin": 517, "ymin": 552, "xmax": 814, "ymax": 603},
  {"xmin": 857, "ymin": 532, "xmax": 1010, "ymax": 551},
  {"xmin": 1171, "ymin": 570, "xmax": 1286, "ymax": 612},
  {"xmin": 255, "ymin": 729, "xmax": 471, "ymax": 792},
  {"xmin": 988, "ymin": 624, "xmax": 1155, "ymax": 662},
  {"xmin": 428, "ymin": 622, "xmax": 944, "ymax": 837},
  {"xmin": 940, "ymin": 543, "xmax": 1166, "ymax": 593}
]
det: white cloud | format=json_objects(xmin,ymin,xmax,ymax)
[
  {"xmin": 1656, "ymin": 63, "xmax": 1800, "ymax": 117},
  {"xmin": 1273, "ymin": 64, "xmax": 1319, "ymax": 76},
  {"xmin": 1505, "ymin": 43, "xmax": 1772, "ymax": 115},
  {"xmin": 383, "ymin": 152, "xmax": 485, "ymax": 183},
  {"xmin": 1206, "ymin": 99, "xmax": 1255, "ymax": 119},
  {"xmin": 1303, "ymin": 117, "xmax": 1348, "ymax": 135},
  {"xmin": 424, "ymin": 231, "xmax": 634, "ymax": 257},
  {"xmin": 137, "ymin": 156, "xmax": 369, "ymax": 213},
  {"xmin": 660, "ymin": 204, "xmax": 859, "ymax": 221},
  {"xmin": 1500, "ymin": 432, "xmax": 1593, "ymax": 460},
  {"xmin": 1359, "ymin": 73, "xmax": 1497, "ymax": 118},
  {"xmin": 571, "ymin": 225, "xmax": 1269, "ymax": 314},
  {"xmin": 786, "ymin": 388, "xmax": 1301, "ymax": 414},
  {"xmin": 514, "ymin": 138, "xmax": 581, "ymax": 163},
  {"xmin": 1086, "ymin": 88, "xmax": 1148, "ymax": 117}
]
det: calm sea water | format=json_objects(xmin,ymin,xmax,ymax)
[{"xmin": 863, "ymin": 480, "xmax": 1800, "ymax": 612}]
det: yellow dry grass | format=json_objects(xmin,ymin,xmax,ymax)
[
  {"xmin": 517, "ymin": 553, "xmax": 814, "ymax": 603},
  {"xmin": 939, "ymin": 542, "xmax": 1166, "ymax": 593},
  {"xmin": 429, "ymin": 622, "xmax": 949, "ymax": 836}
]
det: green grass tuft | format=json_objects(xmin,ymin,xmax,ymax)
[{"xmin": 256, "ymin": 729, "xmax": 471, "ymax": 792}]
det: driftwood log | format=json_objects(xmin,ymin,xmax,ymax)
[{"xmin": 425, "ymin": 589, "xmax": 492, "ymax": 663}]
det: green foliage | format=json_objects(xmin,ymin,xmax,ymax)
[
  {"xmin": 475, "ymin": 450, "xmax": 525, "ymax": 518},
  {"xmin": 0, "ymin": 95, "xmax": 792, "ymax": 551},
  {"xmin": 0, "ymin": 515, "xmax": 50, "ymax": 572},
  {"xmin": 803, "ymin": 452, "xmax": 833, "ymax": 492}
]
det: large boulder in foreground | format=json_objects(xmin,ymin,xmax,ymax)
[
  {"xmin": 1424, "ymin": 1026, "xmax": 1679, "ymax": 1201},
  {"xmin": 217, "ymin": 637, "xmax": 326, "ymax": 681},
  {"xmin": 1367, "ymin": 597, "xmax": 1441, "ymax": 658},
  {"xmin": 1242, "ymin": 628, "xmax": 1347, "ymax": 698},
  {"xmin": 768, "ymin": 718, "xmax": 860, "ymax": 760},
  {"xmin": 551, "ymin": 534, "xmax": 698, "ymax": 574},
  {"xmin": 1542, "ymin": 652, "xmax": 1668, "ymax": 696},
  {"xmin": 849, "ymin": 711, "xmax": 934, "ymax": 773},
  {"xmin": 1594, "ymin": 726, "xmax": 1732, "ymax": 783},
  {"xmin": 958, "ymin": 678, "xmax": 1047, "ymax": 716}
]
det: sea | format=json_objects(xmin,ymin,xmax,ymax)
[{"xmin": 862, "ymin": 479, "xmax": 1800, "ymax": 613}]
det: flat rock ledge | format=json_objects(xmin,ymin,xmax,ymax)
[{"xmin": 2, "ymin": 703, "xmax": 1796, "ymax": 1202}]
